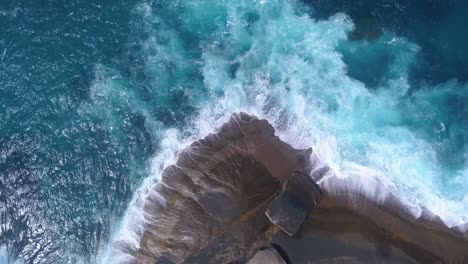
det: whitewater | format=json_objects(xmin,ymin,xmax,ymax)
[
  {"xmin": 1, "ymin": 0, "xmax": 467, "ymax": 263},
  {"xmin": 102, "ymin": 0, "xmax": 468, "ymax": 262}
]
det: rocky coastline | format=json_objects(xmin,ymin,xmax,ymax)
[{"xmin": 109, "ymin": 113, "xmax": 468, "ymax": 263}]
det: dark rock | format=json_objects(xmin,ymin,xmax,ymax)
[
  {"xmin": 247, "ymin": 246, "xmax": 287, "ymax": 264},
  {"xmin": 108, "ymin": 113, "xmax": 317, "ymax": 264},
  {"xmin": 266, "ymin": 172, "xmax": 322, "ymax": 236},
  {"xmin": 266, "ymin": 191, "xmax": 308, "ymax": 236}
]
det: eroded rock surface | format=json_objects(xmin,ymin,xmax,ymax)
[
  {"xmin": 266, "ymin": 172, "xmax": 322, "ymax": 236},
  {"xmin": 111, "ymin": 113, "xmax": 316, "ymax": 263},
  {"xmin": 110, "ymin": 112, "xmax": 468, "ymax": 264}
]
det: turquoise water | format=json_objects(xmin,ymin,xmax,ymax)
[{"xmin": 1, "ymin": 0, "xmax": 467, "ymax": 263}]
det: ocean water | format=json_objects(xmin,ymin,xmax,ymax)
[{"xmin": 1, "ymin": 0, "xmax": 467, "ymax": 263}]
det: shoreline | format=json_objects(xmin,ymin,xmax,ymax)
[
  {"xmin": 269, "ymin": 172, "xmax": 468, "ymax": 263},
  {"xmin": 108, "ymin": 113, "xmax": 468, "ymax": 263},
  {"xmin": 302, "ymin": 180, "xmax": 468, "ymax": 262}
]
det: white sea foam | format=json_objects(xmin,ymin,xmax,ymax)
[
  {"xmin": 104, "ymin": 0, "xmax": 468, "ymax": 261},
  {"xmin": 0, "ymin": 247, "xmax": 23, "ymax": 264},
  {"xmin": 101, "ymin": 128, "xmax": 185, "ymax": 263}
]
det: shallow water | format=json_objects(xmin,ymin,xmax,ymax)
[{"xmin": 1, "ymin": 0, "xmax": 467, "ymax": 263}]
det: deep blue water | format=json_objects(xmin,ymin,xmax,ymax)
[{"xmin": 1, "ymin": 0, "xmax": 467, "ymax": 263}]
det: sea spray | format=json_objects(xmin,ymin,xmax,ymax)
[
  {"xmin": 0, "ymin": 247, "xmax": 23, "ymax": 264},
  {"xmin": 2, "ymin": 0, "xmax": 467, "ymax": 262},
  {"xmin": 104, "ymin": 0, "xmax": 468, "ymax": 261}
]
